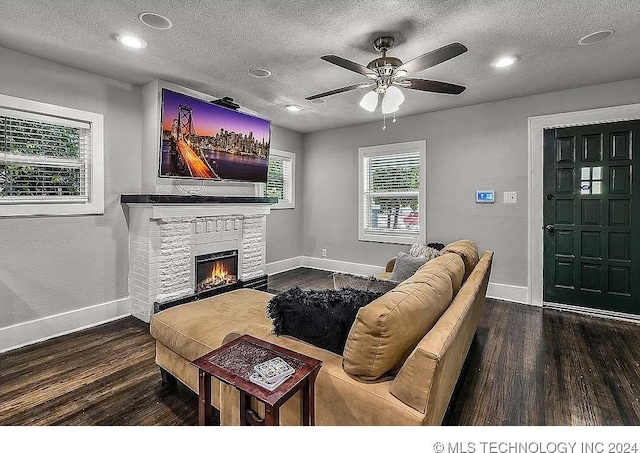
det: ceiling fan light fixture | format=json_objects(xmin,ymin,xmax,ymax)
[
  {"xmin": 306, "ymin": 38, "xmax": 468, "ymax": 116},
  {"xmin": 381, "ymin": 92, "xmax": 400, "ymax": 115},
  {"xmin": 359, "ymin": 91, "xmax": 379, "ymax": 112},
  {"xmin": 385, "ymin": 86, "xmax": 405, "ymax": 107}
]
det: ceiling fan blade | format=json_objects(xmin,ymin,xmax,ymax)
[
  {"xmin": 305, "ymin": 83, "xmax": 367, "ymax": 100},
  {"xmin": 395, "ymin": 42, "xmax": 468, "ymax": 75},
  {"xmin": 400, "ymin": 78, "xmax": 466, "ymax": 95},
  {"xmin": 321, "ymin": 55, "xmax": 378, "ymax": 78}
]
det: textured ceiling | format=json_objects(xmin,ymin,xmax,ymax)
[{"xmin": 0, "ymin": 0, "xmax": 638, "ymax": 133}]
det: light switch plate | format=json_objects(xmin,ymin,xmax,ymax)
[{"xmin": 504, "ymin": 191, "xmax": 517, "ymax": 203}]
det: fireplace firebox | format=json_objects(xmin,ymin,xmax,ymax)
[{"xmin": 196, "ymin": 250, "xmax": 238, "ymax": 294}]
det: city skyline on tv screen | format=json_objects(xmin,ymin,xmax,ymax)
[{"xmin": 159, "ymin": 89, "xmax": 270, "ymax": 182}]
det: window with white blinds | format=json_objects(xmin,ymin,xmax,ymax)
[
  {"xmin": 0, "ymin": 94, "xmax": 104, "ymax": 217},
  {"xmin": 266, "ymin": 149, "xmax": 295, "ymax": 209},
  {"xmin": 358, "ymin": 141, "xmax": 426, "ymax": 245}
]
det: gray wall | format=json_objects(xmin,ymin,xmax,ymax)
[
  {"xmin": 0, "ymin": 47, "xmax": 142, "ymax": 328},
  {"xmin": 302, "ymin": 78, "xmax": 640, "ymax": 288},
  {"xmin": 266, "ymin": 125, "xmax": 304, "ymax": 263}
]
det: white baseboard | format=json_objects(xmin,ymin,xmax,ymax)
[
  {"xmin": 302, "ymin": 257, "xmax": 385, "ymax": 277},
  {"xmin": 267, "ymin": 255, "xmax": 385, "ymax": 277},
  {"xmin": 265, "ymin": 256, "xmax": 304, "ymax": 276},
  {"xmin": 544, "ymin": 302, "xmax": 640, "ymax": 325},
  {"xmin": 487, "ymin": 282, "xmax": 529, "ymax": 305},
  {"xmin": 0, "ymin": 297, "xmax": 131, "ymax": 353}
]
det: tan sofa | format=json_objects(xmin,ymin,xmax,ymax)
[{"xmin": 150, "ymin": 239, "xmax": 493, "ymax": 425}]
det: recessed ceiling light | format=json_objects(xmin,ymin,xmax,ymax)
[
  {"xmin": 309, "ymin": 98, "xmax": 326, "ymax": 105},
  {"xmin": 285, "ymin": 104, "xmax": 302, "ymax": 112},
  {"xmin": 248, "ymin": 68, "xmax": 271, "ymax": 78},
  {"xmin": 491, "ymin": 56, "xmax": 519, "ymax": 68},
  {"xmin": 578, "ymin": 29, "xmax": 614, "ymax": 46},
  {"xmin": 138, "ymin": 12, "xmax": 172, "ymax": 30},
  {"xmin": 115, "ymin": 34, "xmax": 147, "ymax": 49}
]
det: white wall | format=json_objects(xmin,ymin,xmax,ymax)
[
  {"xmin": 302, "ymin": 78, "xmax": 640, "ymax": 290},
  {"xmin": 0, "ymin": 47, "xmax": 142, "ymax": 330}
]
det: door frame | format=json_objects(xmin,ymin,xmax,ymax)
[{"xmin": 528, "ymin": 103, "xmax": 640, "ymax": 307}]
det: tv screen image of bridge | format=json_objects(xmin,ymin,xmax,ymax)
[{"xmin": 171, "ymin": 105, "xmax": 218, "ymax": 179}]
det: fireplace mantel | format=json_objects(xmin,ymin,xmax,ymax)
[
  {"xmin": 122, "ymin": 194, "xmax": 277, "ymax": 219},
  {"xmin": 121, "ymin": 194, "xmax": 277, "ymax": 204}
]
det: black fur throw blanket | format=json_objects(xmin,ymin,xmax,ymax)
[{"xmin": 266, "ymin": 286, "xmax": 383, "ymax": 355}]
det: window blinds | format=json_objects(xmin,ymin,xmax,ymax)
[
  {"xmin": 363, "ymin": 151, "xmax": 420, "ymax": 237},
  {"xmin": 0, "ymin": 111, "xmax": 90, "ymax": 204},
  {"xmin": 267, "ymin": 154, "xmax": 292, "ymax": 203}
]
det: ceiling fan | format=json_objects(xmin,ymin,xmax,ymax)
[{"xmin": 306, "ymin": 37, "xmax": 468, "ymax": 115}]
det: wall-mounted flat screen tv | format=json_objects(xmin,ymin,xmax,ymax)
[{"xmin": 159, "ymin": 88, "xmax": 271, "ymax": 182}]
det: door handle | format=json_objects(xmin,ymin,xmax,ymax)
[{"xmin": 545, "ymin": 225, "xmax": 555, "ymax": 234}]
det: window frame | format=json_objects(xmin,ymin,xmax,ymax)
[
  {"xmin": 0, "ymin": 93, "xmax": 104, "ymax": 217},
  {"xmin": 266, "ymin": 148, "xmax": 295, "ymax": 210},
  {"xmin": 358, "ymin": 140, "xmax": 426, "ymax": 245}
]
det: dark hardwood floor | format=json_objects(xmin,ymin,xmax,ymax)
[
  {"xmin": 1, "ymin": 267, "xmax": 639, "ymax": 426},
  {"xmin": 267, "ymin": 267, "xmax": 334, "ymax": 293},
  {"xmin": 0, "ymin": 316, "xmax": 198, "ymax": 426}
]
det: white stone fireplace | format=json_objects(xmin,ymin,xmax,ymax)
[{"xmin": 124, "ymin": 198, "xmax": 272, "ymax": 322}]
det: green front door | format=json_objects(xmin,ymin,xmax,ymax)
[{"xmin": 543, "ymin": 120, "xmax": 640, "ymax": 314}]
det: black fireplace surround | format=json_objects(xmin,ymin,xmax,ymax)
[{"xmin": 196, "ymin": 250, "xmax": 238, "ymax": 295}]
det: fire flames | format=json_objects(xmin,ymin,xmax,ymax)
[
  {"xmin": 211, "ymin": 261, "xmax": 229, "ymax": 286},
  {"xmin": 197, "ymin": 260, "xmax": 236, "ymax": 293}
]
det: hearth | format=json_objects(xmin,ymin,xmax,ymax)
[{"xmin": 196, "ymin": 250, "xmax": 238, "ymax": 295}]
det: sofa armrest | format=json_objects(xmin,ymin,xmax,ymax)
[
  {"xmin": 389, "ymin": 250, "xmax": 493, "ymax": 424},
  {"xmin": 385, "ymin": 257, "xmax": 397, "ymax": 273}
]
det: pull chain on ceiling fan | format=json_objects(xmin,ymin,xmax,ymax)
[{"xmin": 306, "ymin": 37, "xmax": 468, "ymax": 125}]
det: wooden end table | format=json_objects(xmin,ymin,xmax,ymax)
[{"xmin": 191, "ymin": 334, "xmax": 322, "ymax": 426}]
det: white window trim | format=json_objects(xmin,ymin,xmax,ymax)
[
  {"xmin": 0, "ymin": 93, "xmax": 104, "ymax": 217},
  {"xmin": 358, "ymin": 140, "xmax": 426, "ymax": 245},
  {"xmin": 268, "ymin": 148, "xmax": 295, "ymax": 210}
]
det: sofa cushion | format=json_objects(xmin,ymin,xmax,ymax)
[
  {"xmin": 408, "ymin": 242, "xmax": 442, "ymax": 260},
  {"xmin": 267, "ymin": 287, "xmax": 382, "ymax": 355},
  {"xmin": 342, "ymin": 264, "xmax": 453, "ymax": 380},
  {"xmin": 418, "ymin": 253, "xmax": 465, "ymax": 297},
  {"xmin": 441, "ymin": 239, "xmax": 479, "ymax": 280},
  {"xmin": 388, "ymin": 252, "xmax": 430, "ymax": 281},
  {"xmin": 332, "ymin": 273, "xmax": 399, "ymax": 293},
  {"xmin": 150, "ymin": 288, "xmax": 272, "ymax": 361}
]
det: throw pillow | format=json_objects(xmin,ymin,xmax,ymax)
[
  {"xmin": 332, "ymin": 273, "xmax": 399, "ymax": 293},
  {"xmin": 427, "ymin": 242, "xmax": 445, "ymax": 251},
  {"xmin": 408, "ymin": 242, "xmax": 442, "ymax": 260},
  {"xmin": 266, "ymin": 286, "xmax": 383, "ymax": 355},
  {"xmin": 389, "ymin": 252, "xmax": 429, "ymax": 282}
]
